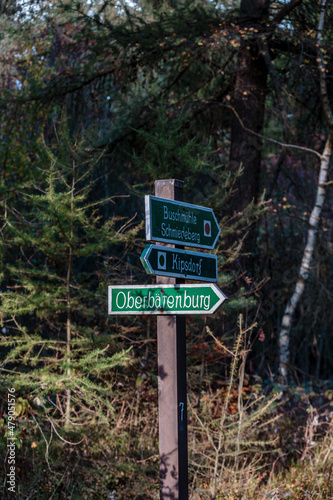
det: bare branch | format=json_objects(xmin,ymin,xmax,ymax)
[
  {"xmin": 223, "ymin": 104, "xmax": 322, "ymax": 159},
  {"xmin": 272, "ymin": 0, "xmax": 303, "ymax": 27}
]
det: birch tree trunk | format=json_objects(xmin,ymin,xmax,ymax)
[
  {"xmin": 278, "ymin": 0, "xmax": 333, "ymax": 382},
  {"xmin": 278, "ymin": 136, "xmax": 333, "ymax": 381}
]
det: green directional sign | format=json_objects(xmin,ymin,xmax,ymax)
[
  {"xmin": 108, "ymin": 284, "xmax": 226, "ymax": 315},
  {"xmin": 145, "ymin": 195, "xmax": 221, "ymax": 249},
  {"xmin": 140, "ymin": 245, "xmax": 218, "ymax": 282}
]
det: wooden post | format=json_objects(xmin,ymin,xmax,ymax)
[{"xmin": 155, "ymin": 179, "xmax": 188, "ymax": 500}]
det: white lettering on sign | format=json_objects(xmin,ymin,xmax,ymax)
[
  {"xmin": 114, "ymin": 289, "xmax": 211, "ymax": 311},
  {"xmin": 115, "ymin": 291, "xmax": 126, "ymax": 309},
  {"xmin": 161, "ymin": 223, "xmax": 200, "ymax": 244},
  {"xmin": 172, "ymin": 254, "xmax": 203, "ymax": 276},
  {"xmin": 163, "ymin": 206, "xmax": 197, "ymax": 225},
  {"xmin": 159, "ymin": 204, "xmax": 201, "ymax": 244}
]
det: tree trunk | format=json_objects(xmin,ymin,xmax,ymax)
[
  {"xmin": 65, "ymin": 174, "xmax": 75, "ymax": 428},
  {"xmin": 278, "ymin": 0, "xmax": 333, "ymax": 382},
  {"xmin": 278, "ymin": 134, "xmax": 333, "ymax": 382},
  {"xmin": 229, "ymin": 0, "xmax": 269, "ymax": 270}
]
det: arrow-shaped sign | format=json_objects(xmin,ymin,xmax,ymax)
[
  {"xmin": 145, "ymin": 195, "xmax": 221, "ymax": 249},
  {"xmin": 108, "ymin": 284, "xmax": 227, "ymax": 315},
  {"xmin": 140, "ymin": 244, "xmax": 218, "ymax": 282}
]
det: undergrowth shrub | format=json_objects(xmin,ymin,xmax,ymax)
[{"xmin": 188, "ymin": 315, "xmax": 282, "ymax": 499}]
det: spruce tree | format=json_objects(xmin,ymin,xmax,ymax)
[{"xmin": 0, "ymin": 119, "xmax": 135, "ymax": 435}]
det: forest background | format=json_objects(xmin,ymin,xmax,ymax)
[{"xmin": 0, "ymin": 0, "xmax": 333, "ymax": 498}]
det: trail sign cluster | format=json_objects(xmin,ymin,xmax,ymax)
[{"xmin": 108, "ymin": 180, "xmax": 227, "ymax": 500}]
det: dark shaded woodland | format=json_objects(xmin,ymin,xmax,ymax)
[{"xmin": 0, "ymin": 0, "xmax": 333, "ymax": 498}]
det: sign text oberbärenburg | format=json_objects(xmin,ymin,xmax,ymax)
[{"xmin": 108, "ymin": 284, "xmax": 226, "ymax": 315}]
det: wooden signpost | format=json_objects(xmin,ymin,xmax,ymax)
[{"xmin": 108, "ymin": 179, "xmax": 226, "ymax": 500}]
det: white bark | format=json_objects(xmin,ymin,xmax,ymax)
[
  {"xmin": 278, "ymin": 136, "xmax": 333, "ymax": 381},
  {"xmin": 278, "ymin": 0, "xmax": 333, "ymax": 382}
]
